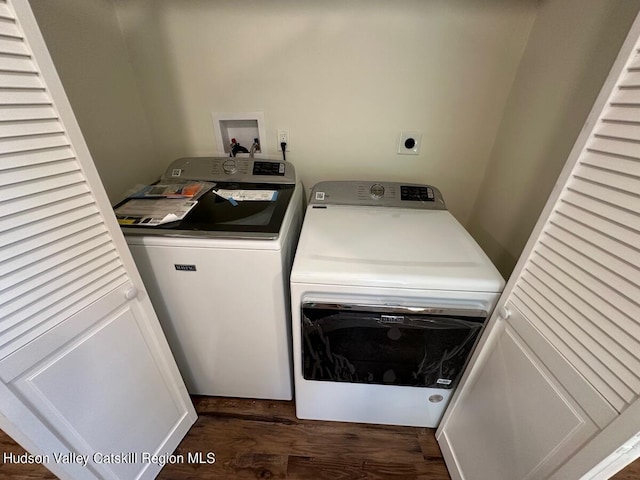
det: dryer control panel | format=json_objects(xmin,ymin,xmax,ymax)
[{"xmin": 310, "ymin": 181, "xmax": 446, "ymax": 209}]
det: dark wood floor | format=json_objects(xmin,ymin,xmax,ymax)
[
  {"xmin": 1, "ymin": 396, "xmax": 639, "ymax": 479},
  {"xmin": 163, "ymin": 396, "xmax": 449, "ymax": 479}
]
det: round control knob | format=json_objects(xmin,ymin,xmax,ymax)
[
  {"xmin": 370, "ymin": 183, "xmax": 385, "ymax": 199},
  {"xmin": 222, "ymin": 159, "xmax": 237, "ymax": 174}
]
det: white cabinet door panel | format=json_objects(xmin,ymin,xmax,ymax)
[
  {"xmin": 440, "ymin": 316, "xmax": 599, "ymax": 480},
  {"xmin": 0, "ymin": 284, "xmax": 192, "ymax": 480}
]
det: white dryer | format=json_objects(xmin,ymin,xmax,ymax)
[
  {"xmin": 118, "ymin": 157, "xmax": 303, "ymax": 400},
  {"xmin": 290, "ymin": 181, "xmax": 504, "ymax": 427}
]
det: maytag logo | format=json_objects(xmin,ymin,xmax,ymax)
[
  {"xmin": 174, "ymin": 264, "xmax": 196, "ymax": 272},
  {"xmin": 379, "ymin": 314, "xmax": 404, "ymax": 324}
]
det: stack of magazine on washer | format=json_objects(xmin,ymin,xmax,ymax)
[{"xmin": 114, "ymin": 181, "xmax": 214, "ymax": 226}]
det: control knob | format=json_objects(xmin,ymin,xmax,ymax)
[
  {"xmin": 222, "ymin": 159, "xmax": 237, "ymax": 174},
  {"xmin": 370, "ymin": 183, "xmax": 385, "ymax": 199}
]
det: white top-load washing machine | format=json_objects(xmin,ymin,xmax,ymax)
[
  {"xmin": 290, "ymin": 181, "xmax": 505, "ymax": 427},
  {"xmin": 118, "ymin": 157, "xmax": 303, "ymax": 400}
]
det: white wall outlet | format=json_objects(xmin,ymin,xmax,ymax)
[
  {"xmin": 398, "ymin": 131, "xmax": 422, "ymax": 155},
  {"xmin": 277, "ymin": 130, "xmax": 290, "ymax": 151}
]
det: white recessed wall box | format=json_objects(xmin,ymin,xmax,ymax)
[{"xmin": 212, "ymin": 112, "xmax": 268, "ymax": 157}]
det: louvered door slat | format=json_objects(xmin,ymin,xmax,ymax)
[
  {"xmin": 0, "ymin": 104, "xmax": 55, "ymax": 121},
  {"xmin": 0, "ymin": 53, "xmax": 35, "ymax": 73},
  {"xmin": 0, "ymin": 118, "xmax": 62, "ymax": 138},
  {"xmin": 0, "ymin": 71, "xmax": 41, "ymax": 88},
  {"xmin": 0, "ymin": 146, "xmax": 73, "ymax": 170},
  {"xmin": 0, "ymin": 36, "xmax": 28, "ymax": 56},
  {"xmin": 0, "ymin": 17, "xmax": 21, "ymax": 38},
  {"xmin": 0, "ymin": 3, "xmax": 13, "ymax": 19},
  {"xmin": 620, "ymin": 71, "xmax": 640, "ymax": 86},
  {"xmin": 611, "ymin": 88, "xmax": 640, "ymax": 105},
  {"xmin": 0, "ymin": 89, "xmax": 49, "ymax": 105},
  {"xmin": 596, "ymin": 121, "xmax": 640, "ymax": 141},
  {"xmin": 579, "ymin": 151, "xmax": 640, "ymax": 177},
  {"xmin": 588, "ymin": 136, "xmax": 640, "ymax": 159},
  {"xmin": 0, "ymin": 131, "xmax": 69, "ymax": 154},
  {"xmin": 628, "ymin": 51, "xmax": 640, "ymax": 70},
  {"xmin": 0, "ymin": 158, "xmax": 79, "ymax": 186},
  {"xmin": 602, "ymin": 105, "xmax": 640, "ymax": 122}
]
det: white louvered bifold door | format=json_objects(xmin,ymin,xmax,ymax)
[
  {"xmin": 0, "ymin": 1, "xmax": 129, "ymax": 359},
  {"xmin": 511, "ymin": 67, "xmax": 640, "ymax": 416},
  {"xmin": 0, "ymin": 2, "xmax": 195, "ymax": 479},
  {"xmin": 438, "ymin": 12, "xmax": 640, "ymax": 480}
]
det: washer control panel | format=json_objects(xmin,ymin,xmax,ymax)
[
  {"xmin": 310, "ymin": 181, "xmax": 446, "ymax": 209},
  {"xmin": 161, "ymin": 157, "xmax": 295, "ymax": 184}
]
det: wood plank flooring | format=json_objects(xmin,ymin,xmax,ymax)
[
  {"xmin": 0, "ymin": 396, "xmax": 639, "ymax": 479},
  {"xmin": 164, "ymin": 397, "xmax": 449, "ymax": 479}
]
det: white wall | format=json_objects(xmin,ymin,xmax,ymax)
[
  {"xmin": 31, "ymin": 0, "xmax": 640, "ymax": 278},
  {"xmin": 30, "ymin": 0, "xmax": 160, "ymax": 204},
  {"xmin": 112, "ymin": 0, "xmax": 538, "ymax": 222},
  {"xmin": 467, "ymin": 0, "xmax": 640, "ymax": 277}
]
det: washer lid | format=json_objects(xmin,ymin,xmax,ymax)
[
  {"xmin": 291, "ymin": 205, "xmax": 505, "ymax": 293},
  {"xmin": 117, "ymin": 182, "xmax": 295, "ymax": 239}
]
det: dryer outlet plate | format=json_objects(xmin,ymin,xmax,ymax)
[{"xmin": 398, "ymin": 131, "xmax": 422, "ymax": 155}]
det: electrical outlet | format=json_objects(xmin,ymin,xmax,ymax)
[
  {"xmin": 277, "ymin": 130, "xmax": 290, "ymax": 151},
  {"xmin": 398, "ymin": 131, "xmax": 422, "ymax": 155}
]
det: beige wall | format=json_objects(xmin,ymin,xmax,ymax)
[
  {"xmin": 30, "ymin": 0, "xmax": 160, "ymax": 204},
  {"xmin": 111, "ymin": 0, "xmax": 538, "ymax": 222},
  {"xmin": 30, "ymin": 0, "xmax": 640, "ymax": 278},
  {"xmin": 467, "ymin": 0, "xmax": 640, "ymax": 278}
]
